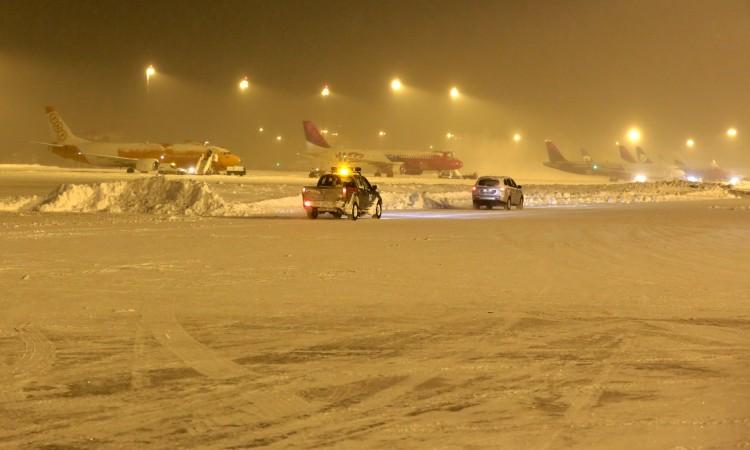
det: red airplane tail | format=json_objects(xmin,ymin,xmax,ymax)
[
  {"xmin": 302, "ymin": 121, "xmax": 330, "ymax": 148},
  {"xmin": 545, "ymin": 141, "xmax": 568, "ymax": 162},
  {"xmin": 618, "ymin": 144, "xmax": 637, "ymax": 163}
]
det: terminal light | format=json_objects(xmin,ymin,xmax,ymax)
[
  {"xmin": 378, "ymin": 130, "xmax": 387, "ymax": 137},
  {"xmin": 727, "ymin": 127, "xmax": 738, "ymax": 138},
  {"xmin": 513, "ymin": 133, "xmax": 522, "ymax": 143},
  {"xmin": 686, "ymin": 138, "xmax": 695, "ymax": 148},
  {"xmin": 275, "ymin": 135, "xmax": 283, "ymax": 142},
  {"xmin": 321, "ymin": 84, "xmax": 330, "ymax": 97},
  {"xmin": 449, "ymin": 86, "xmax": 460, "ymax": 99},
  {"xmin": 390, "ymin": 78, "xmax": 402, "ymax": 92}
]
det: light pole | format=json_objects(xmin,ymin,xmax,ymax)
[
  {"xmin": 449, "ymin": 86, "xmax": 460, "ymax": 100},
  {"xmin": 627, "ymin": 127, "xmax": 641, "ymax": 144},
  {"xmin": 390, "ymin": 78, "xmax": 402, "ymax": 92},
  {"xmin": 239, "ymin": 76, "xmax": 249, "ymax": 92},
  {"xmin": 145, "ymin": 65, "xmax": 156, "ymax": 93}
]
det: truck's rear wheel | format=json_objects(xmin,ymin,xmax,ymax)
[
  {"xmin": 306, "ymin": 208, "xmax": 318, "ymax": 219},
  {"xmin": 372, "ymin": 202, "xmax": 382, "ymax": 219},
  {"xmin": 331, "ymin": 211, "xmax": 342, "ymax": 219},
  {"xmin": 350, "ymin": 203, "xmax": 359, "ymax": 221}
]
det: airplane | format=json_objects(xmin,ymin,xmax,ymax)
[
  {"xmin": 543, "ymin": 141, "xmax": 630, "ymax": 180},
  {"xmin": 674, "ymin": 159, "xmax": 741, "ymax": 184},
  {"xmin": 617, "ymin": 144, "xmax": 684, "ymax": 181},
  {"xmin": 39, "ymin": 107, "xmax": 242, "ymax": 173},
  {"xmin": 301, "ymin": 120, "xmax": 464, "ymax": 177}
]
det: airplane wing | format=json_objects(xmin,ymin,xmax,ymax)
[{"xmin": 31, "ymin": 140, "xmax": 65, "ymax": 147}]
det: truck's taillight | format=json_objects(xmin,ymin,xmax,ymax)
[
  {"xmin": 342, "ymin": 187, "xmax": 347, "ymax": 197},
  {"xmin": 302, "ymin": 187, "xmax": 306, "ymax": 193},
  {"xmin": 303, "ymin": 200, "xmax": 312, "ymax": 207},
  {"xmin": 472, "ymin": 186, "xmax": 476, "ymax": 191}
]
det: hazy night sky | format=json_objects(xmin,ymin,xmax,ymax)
[{"xmin": 1, "ymin": 0, "xmax": 749, "ymax": 170}]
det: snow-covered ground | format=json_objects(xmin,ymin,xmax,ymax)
[
  {"xmin": 1, "ymin": 199, "xmax": 749, "ymax": 449},
  {"xmin": 1, "ymin": 165, "xmax": 749, "ymax": 449}
]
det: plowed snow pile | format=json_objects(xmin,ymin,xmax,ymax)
[
  {"xmin": 32, "ymin": 177, "xmax": 225, "ymax": 215},
  {"xmin": 0, "ymin": 178, "xmax": 737, "ymax": 216}
]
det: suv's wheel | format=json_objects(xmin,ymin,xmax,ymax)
[
  {"xmin": 306, "ymin": 207, "xmax": 318, "ymax": 219},
  {"xmin": 350, "ymin": 203, "xmax": 359, "ymax": 221},
  {"xmin": 487, "ymin": 203, "xmax": 493, "ymax": 210},
  {"xmin": 472, "ymin": 200, "xmax": 480, "ymax": 210},
  {"xmin": 518, "ymin": 196, "xmax": 524, "ymax": 210},
  {"xmin": 372, "ymin": 202, "xmax": 382, "ymax": 219},
  {"xmin": 504, "ymin": 198, "xmax": 512, "ymax": 210}
]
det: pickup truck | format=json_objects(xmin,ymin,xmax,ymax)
[{"xmin": 301, "ymin": 169, "xmax": 383, "ymax": 220}]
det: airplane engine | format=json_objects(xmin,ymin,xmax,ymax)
[
  {"xmin": 400, "ymin": 162, "xmax": 423, "ymax": 175},
  {"xmin": 135, "ymin": 158, "xmax": 160, "ymax": 173}
]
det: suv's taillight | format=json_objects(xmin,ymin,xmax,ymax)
[{"xmin": 472, "ymin": 186, "xmax": 477, "ymax": 191}]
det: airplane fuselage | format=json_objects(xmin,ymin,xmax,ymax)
[
  {"xmin": 52, "ymin": 142, "xmax": 241, "ymax": 171},
  {"xmin": 543, "ymin": 161, "xmax": 630, "ymax": 179}
]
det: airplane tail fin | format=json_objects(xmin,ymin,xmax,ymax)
[
  {"xmin": 710, "ymin": 159, "xmax": 719, "ymax": 168},
  {"xmin": 580, "ymin": 148, "xmax": 592, "ymax": 163},
  {"xmin": 618, "ymin": 144, "xmax": 637, "ymax": 163},
  {"xmin": 636, "ymin": 147, "xmax": 652, "ymax": 163},
  {"xmin": 46, "ymin": 106, "xmax": 87, "ymax": 145},
  {"xmin": 674, "ymin": 159, "xmax": 686, "ymax": 168},
  {"xmin": 302, "ymin": 120, "xmax": 330, "ymax": 149},
  {"xmin": 545, "ymin": 141, "xmax": 567, "ymax": 162}
]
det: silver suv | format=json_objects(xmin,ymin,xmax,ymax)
[{"xmin": 472, "ymin": 176, "xmax": 524, "ymax": 210}]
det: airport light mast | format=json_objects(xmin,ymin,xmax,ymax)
[
  {"xmin": 145, "ymin": 65, "xmax": 156, "ymax": 91},
  {"xmin": 239, "ymin": 76, "xmax": 249, "ymax": 92}
]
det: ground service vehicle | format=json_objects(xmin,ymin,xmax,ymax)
[
  {"xmin": 472, "ymin": 176, "xmax": 524, "ymax": 210},
  {"xmin": 301, "ymin": 168, "xmax": 383, "ymax": 220},
  {"xmin": 225, "ymin": 165, "xmax": 246, "ymax": 176}
]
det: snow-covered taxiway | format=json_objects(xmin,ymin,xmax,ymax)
[{"xmin": 1, "ymin": 165, "xmax": 749, "ymax": 449}]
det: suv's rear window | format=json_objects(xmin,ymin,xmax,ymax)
[{"xmin": 477, "ymin": 178, "xmax": 500, "ymax": 187}]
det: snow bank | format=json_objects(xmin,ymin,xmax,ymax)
[
  {"xmin": 0, "ymin": 178, "xmax": 737, "ymax": 217},
  {"xmin": 0, "ymin": 195, "xmax": 40, "ymax": 212},
  {"xmin": 33, "ymin": 177, "xmax": 226, "ymax": 215}
]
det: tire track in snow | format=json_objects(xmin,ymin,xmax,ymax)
[
  {"xmin": 0, "ymin": 324, "xmax": 55, "ymax": 402},
  {"xmin": 534, "ymin": 334, "xmax": 630, "ymax": 450},
  {"xmin": 140, "ymin": 299, "xmax": 246, "ymax": 380}
]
